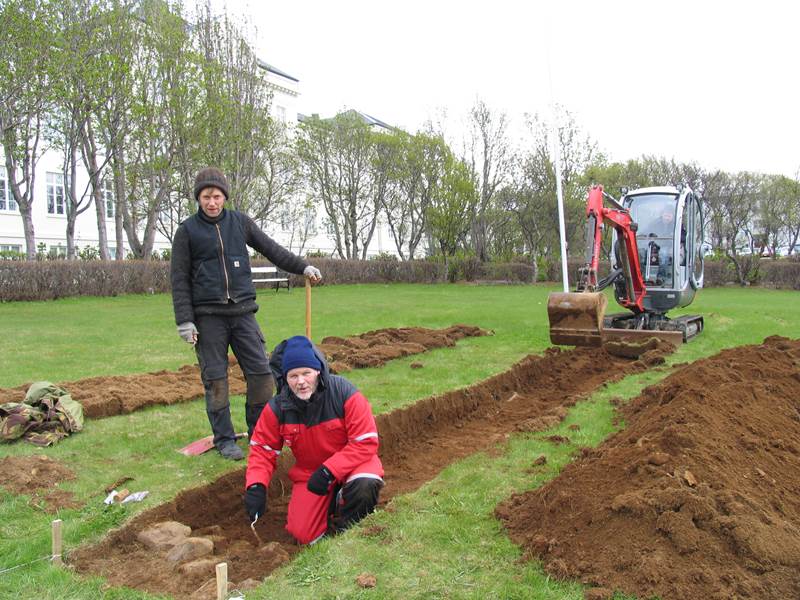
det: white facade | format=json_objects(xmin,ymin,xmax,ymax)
[{"xmin": 0, "ymin": 153, "xmax": 134, "ymax": 258}]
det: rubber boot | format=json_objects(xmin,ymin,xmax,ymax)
[
  {"xmin": 205, "ymin": 378, "xmax": 242, "ymax": 460},
  {"xmin": 245, "ymin": 372, "xmax": 274, "ymax": 438}
]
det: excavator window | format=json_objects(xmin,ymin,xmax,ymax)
[{"xmin": 625, "ymin": 193, "xmax": 679, "ymax": 289}]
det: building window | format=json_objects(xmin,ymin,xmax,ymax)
[
  {"xmin": 1, "ymin": 244, "xmax": 22, "ymax": 252},
  {"xmin": 49, "ymin": 244, "xmax": 67, "ymax": 258},
  {"xmin": 47, "ymin": 172, "xmax": 65, "ymax": 215},
  {"xmin": 103, "ymin": 178, "xmax": 114, "ymax": 218},
  {"xmin": 0, "ymin": 167, "xmax": 17, "ymax": 212},
  {"xmin": 276, "ymin": 105, "xmax": 286, "ymax": 122},
  {"xmin": 304, "ymin": 210, "xmax": 317, "ymax": 235}
]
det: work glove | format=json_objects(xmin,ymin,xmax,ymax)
[
  {"xmin": 303, "ymin": 265, "xmax": 322, "ymax": 282},
  {"xmin": 306, "ymin": 465, "xmax": 334, "ymax": 495},
  {"xmin": 244, "ymin": 483, "xmax": 267, "ymax": 520},
  {"xmin": 177, "ymin": 322, "xmax": 198, "ymax": 345}
]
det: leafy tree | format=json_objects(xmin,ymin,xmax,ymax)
[
  {"xmin": 0, "ymin": 0, "xmax": 56, "ymax": 259},
  {"xmin": 296, "ymin": 112, "xmax": 380, "ymax": 259},
  {"xmin": 378, "ymin": 131, "xmax": 450, "ymax": 260},
  {"xmin": 426, "ymin": 154, "xmax": 475, "ymax": 266},
  {"xmin": 706, "ymin": 171, "xmax": 762, "ymax": 284},
  {"xmin": 192, "ymin": 2, "xmax": 284, "ymax": 219},
  {"xmin": 125, "ymin": 0, "xmax": 202, "ymax": 259},
  {"xmin": 49, "ymin": 0, "xmax": 117, "ymax": 259}
]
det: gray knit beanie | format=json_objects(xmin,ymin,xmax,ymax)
[{"xmin": 193, "ymin": 167, "xmax": 229, "ymax": 202}]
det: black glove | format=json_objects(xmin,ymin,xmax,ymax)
[
  {"xmin": 306, "ymin": 465, "xmax": 334, "ymax": 495},
  {"xmin": 244, "ymin": 483, "xmax": 266, "ymax": 520}
]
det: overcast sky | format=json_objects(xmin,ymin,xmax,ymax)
[{"xmin": 215, "ymin": 0, "xmax": 799, "ymax": 178}]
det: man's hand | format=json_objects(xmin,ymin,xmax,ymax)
[
  {"xmin": 307, "ymin": 465, "xmax": 334, "ymax": 495},
  {"xmin": 177, "ymin": 322, "xmax": 198, "ymax": 345},
  {"xmin": 244, "ymin": 483, "xmax": 267, "ymax": 520},
  {"xmin": 303, "ymin": 265, "xmax": 322, "ymax": 283}
]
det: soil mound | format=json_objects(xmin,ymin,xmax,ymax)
[
  {"xmin": 320, "ymin": 324, "xmax": 490, "ymax": 372},
  {"xmin": 73, "ymin": 341, "xmax": 673, "ymax": 598},
  {"xmin": 0, "ymin": 454, "xmax": 81, "ymax": 512},
  {"xmin": 0, "ymin": 326, "xmax": 489, "ymax": 419},
  {"xmin": 496, "ymin": 335, "xmax": 800, "ymax": 600}
]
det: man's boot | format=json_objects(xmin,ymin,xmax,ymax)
[
  {"xmin": 205, "ymin": 377, "xmax": 243, "ymax": 460},
  {"xmin": 245, "ymin": 372, "xmax": 274, "ymax": 438}
]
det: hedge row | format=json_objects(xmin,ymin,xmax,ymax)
[
  {"xmin": 0, "ymin": 257, "xmax": 536, "ymax": 301},
  {"xmin": 1, "ymin": 257, "xmax": 797, "ymax": 301}
]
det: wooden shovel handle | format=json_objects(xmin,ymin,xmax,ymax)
[{"xmin": 305, "ymin": 277, "xmax": 312, "ymax": 340}]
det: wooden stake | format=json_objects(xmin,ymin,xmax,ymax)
[
  {"xmin": 305, "ymin": 277, "xmax": 312, "ymax": 340},
  {"xmin": 215, "ymin": 562, "xmax": 227, "ymax": 600},
  {"xmin": 51, "ymin": 519, "xmax": 63, "ymax": 566}
]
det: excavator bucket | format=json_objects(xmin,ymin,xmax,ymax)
[{"xmin": 547, "ymin": 292, "xmax": 608, "ymax": 347}]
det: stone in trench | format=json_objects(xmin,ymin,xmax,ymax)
[
  {"xmin": 137, "ymin": 521, "xmax": 191, "ymax": 551},
  {"xmin": 166, "ymin": 537, "xmax": 214, "ymax": 563},
  {"xmin": 257, "ymin": 541, "xmax": 291, "ymax": 571},
  {"xmin": 178, "ymin": 557, "xmax": 219, "ymax": 577}
]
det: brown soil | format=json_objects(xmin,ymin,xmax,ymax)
[
  {"xmin": 72, "ymin": 341, "xmax": 673, "ymax": 598},
  {"xmin": 0, "ymin": 325, "xmax": 490, "ymax": 419},
  {"xmin": 496, "ymin": 335, "xmax": 800, "ymax": 600},
  {"xmin": 0, "ymin": 454, "xmax": 81, "ymax": 512},
  {"xmin": 320, "ymin": 324, "xmax": 490, "ymax": 372}
]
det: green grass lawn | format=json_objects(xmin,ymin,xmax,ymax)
[{"xmin": 0, "ymin": 284, "xmax": 798, "ymax": 599}]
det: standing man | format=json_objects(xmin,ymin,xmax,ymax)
[
  {"xmin": 170, "ymin": 167, "xmax": 321, "ymax": 460},
  {"xmin": 244, "ymin": 336, "xmax": 384, "ymax": 544}
]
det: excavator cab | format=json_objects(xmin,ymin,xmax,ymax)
[
  {"xmin": 548, "ymin": 185, "xmax": 705, "ymax": 346},
  {"xmin": 613, "ymin": 186, "xmax": 705, "ymax": 315}
]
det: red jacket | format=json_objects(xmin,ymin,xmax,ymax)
[{"xmin": 246, "ymin": 348, "xmax": 383, "ymax": 489}]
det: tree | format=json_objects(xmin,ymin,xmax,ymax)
[
  {"xmin": 50, "ymin": 0, "xmax": 118, "ymax": 259},
  {"xmin": 0, "ymin": 0, "xmax": 56, "ymax": 259},
  {"xmin": 464, "ymin": 99, "xmax": 513, "ymax": 261},
  {"xmin": 779, "ymin": 174, "xmax": 800, "ymax": 254},
  {"xmin": 192, "ymin": 2, "xmax": 283, "ymax": 218},
  {"xmin": 296, "ymin": 112, "xmax": 380, "ymax": 259},
  {"xmin": 706, "ymin": 171, "xmax": 761, "ymax": 284},
  {"xmin": 124, "ymin": 0, "xmax": 202, "ymax": 260},
  {"xmin": 755, "ymin": 174, "xmax": 792, "ymax": 258},
  {"xmin": 426, "ymin": 154, "xmax": 475, "ymax": 269},
  {"xmin": 504, "ymin": 109, "xmax": 599, "ymax": 279},
  {"xmin": 381, "ymin": 131, "xmax": 451, "ymax": 260}
]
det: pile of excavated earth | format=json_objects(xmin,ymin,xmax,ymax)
[
  {"xmin": 497, "ymin": 335, "xmax": 800, "ymax": 600},
  {"xmin": 3, "ymin": 328, "xmax": 799, "ymax": 600}
]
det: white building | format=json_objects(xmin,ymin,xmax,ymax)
[{"xmin": 0, "ymin": 61, "xmax": 399, "ymax": 260}]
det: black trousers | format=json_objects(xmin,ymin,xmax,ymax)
[
  {"xmin": 329, "ymin": 477, "xmax": 384, "ymax": 534},
  {"xmin": 195, "ymin": 312, "xmax": 273, "ymax": 444}
]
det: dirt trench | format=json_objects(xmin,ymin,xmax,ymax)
[
  {"xmin": 72, "ymin": 342, "xmax": 673, "ymax": 598},
  {"xmin": 496, "ymin": 335, "xmax": 800, "ymax": 600},
  {"xmin": 0, "ymin": 325, "xmax": 489, "ymax": 419}
]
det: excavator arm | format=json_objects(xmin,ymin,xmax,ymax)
[
  {"xmin": 578, "ymin": 185, "xmax": 646, "ymax": 312},
  {"xmin": 548, "ymin": 185, "xmax": 647, "ymax": 346}
]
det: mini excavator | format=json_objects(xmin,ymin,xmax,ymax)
[{"xmin": 547, "ymin": 184, "xmax": 705, "ymax": 346}]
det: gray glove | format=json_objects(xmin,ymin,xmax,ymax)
[
  {"xmin": 177, "ymin": 322, "xmax": 198, "ymax": 345},
  {"xmin": 303, "ymin": 265, "xmax": 322, "ymax": 282}
]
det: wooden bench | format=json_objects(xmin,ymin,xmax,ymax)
[{"xmin": 251, "ymin": 266, "xmax": 290, "ymax": 292}]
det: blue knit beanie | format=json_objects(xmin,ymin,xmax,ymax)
[{"xmin": 282, "ymin": 336, "xmax": 321, "ymax": 376}]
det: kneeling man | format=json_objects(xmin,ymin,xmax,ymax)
[{"xmin": 244, "ymin": 335, "xmax": 384, "ymax": 544}]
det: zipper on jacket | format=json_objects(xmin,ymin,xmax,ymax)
[{"xmin": 215, "ymin": 223, "xmax": 231, "ymax": 300}]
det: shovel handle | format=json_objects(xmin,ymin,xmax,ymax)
[{"xmin": 305, "ymin": 277, "xmax": 312, "ymax": 340}]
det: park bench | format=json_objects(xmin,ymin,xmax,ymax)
[{"xmin": 251, "ymin": 266, "xmax": 290, "ymax": 292}]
